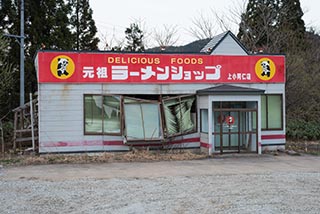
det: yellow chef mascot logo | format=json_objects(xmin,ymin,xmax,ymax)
[
  {"xmin": 255, "ymin": 58, "xmax": 276, "ymax": 81},
  {"xmin": 50, "ymin": 55, "xmax": 75, "ymax": 79}
]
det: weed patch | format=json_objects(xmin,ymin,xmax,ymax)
[{"xmin": 0, "ymin": 150, "xmax": 208, "ymax": 167}]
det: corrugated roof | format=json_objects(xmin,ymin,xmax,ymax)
[{"xmin": 197, "ymin": 84, "xmax": 265, "ymax": 95}]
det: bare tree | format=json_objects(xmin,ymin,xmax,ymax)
[
  {"xmin": 187, "ymin": 11, "xmax": 218, "ymax": 40},
  {"xmin": 98, "ymin": 31, "xmax": 125, "ymax": 51},
  {"xmin": 187, "ymin": 0, "xmax": 246, "ymax": 40},
  {"xmin": 153, "ymin": 24, "xmax": 180, "ymax": 50},
  {"xmin": 216, "ymin": 0, "xmax": 248, "ymax": 33},
  {"xmin": 0, "ymin": 34, "xmax": 16, "ymax": 116}
]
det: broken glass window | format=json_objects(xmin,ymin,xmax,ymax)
[
  {"xmin": 103, "ymin": 96, "xmax": 121, "ymax": 133},
  {"xmin": 124, "ymin": 98, "xmax": 162, "ymax": 141},
  {"xmin": 163, "ymin": 95, "xmax": 196, "ymax": 136}
]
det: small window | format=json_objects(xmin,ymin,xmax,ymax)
[
  {"xmin": 261, "ymin": 96, "xmax": 267, "ymax": 128},
  {"xmin": 261, "ymin": 94, "xmax": 283, "ymax": 130},
  {"xmin": 252, "ymin": 111, "xmax": 257, "ymax": 131},
  {"xmin": 200, "ymin": 109, "xmax": 208, "ymax": 133}
]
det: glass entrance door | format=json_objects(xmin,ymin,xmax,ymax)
[{"xmin": 213, "ymin": 102, "xmax": 258, "ymax": 153}]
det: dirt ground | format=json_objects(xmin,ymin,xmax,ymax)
[{"xmin": 1, "ymin": 153, "xmax": 320, "ymax": 213}]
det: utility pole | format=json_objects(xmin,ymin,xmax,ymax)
[
  {"xmin": 4, "ymin": 0, "xmax": 25, "ymax": 106},
  {"xmin": 20, "ymin": 0, "xmax": 25, "ymax": 106}
]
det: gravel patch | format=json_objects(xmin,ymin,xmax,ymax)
[{"xmin": 1, "ymin": 171, "xmax": 320, "ymax": 214}]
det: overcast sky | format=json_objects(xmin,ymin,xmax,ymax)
[{"xmin": 90, "ymin": 0, "xmax": 320, "ymax": 49}]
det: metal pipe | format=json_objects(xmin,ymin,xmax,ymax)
[
  {"xmin": 29, "ymin": 93, "xmax": 35, "ymax": 151},
  {"xmin": 208, "ymin": 100, "xmax": 213, "ymax": 155}
]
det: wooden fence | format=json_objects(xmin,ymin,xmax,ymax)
[{"xmin": 12, "ymin": 94, "xmax": 38, "ymax": 152}]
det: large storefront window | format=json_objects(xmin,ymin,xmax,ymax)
[
  {"xmin": 261, "ymin": 95, "xmax": 283, "ymax": 130},
  {"xmin": 84, "ymin": 94, "xmax": 196, "ymax": 140},
  {"xmin": 124, "ymin": 98, "xmax": 162, "ymax": 141},
  {"xmin": 84, "ymin": 95, "xmax": 121, "ymax": 134}
]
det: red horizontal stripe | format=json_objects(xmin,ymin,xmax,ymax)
[
  {"xmin": 167, "ymin": 137, "xmax": 200, "ymax": 145},
  {"xmin": 126, "ymin": 137, "xmax": 200, "ymax": 147},
  {"xmin": 43, "ymin": 140, "xmax": 124, "ymax": 147},
  {"xmin": 261, "ymin": 134, "xmax": 286, "ymax": 140},
  {"xmin": 200, "ymin": 142, "xmax": 212, "ymax": 148},
  {"xmin": 48, "ymin": 140, "xmax": 106, "ymax": 147},
  {"xmin": 103, "ymin": 141, "xmax": 124, "ymax": 146},
  {"xmin": 42, "ymin": 138, "xmax": 200, "ymax": 148}
]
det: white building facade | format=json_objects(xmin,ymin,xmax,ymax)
[{"xmin": 35, "ymin": 31, "xmax": 286, "ymax": 154}]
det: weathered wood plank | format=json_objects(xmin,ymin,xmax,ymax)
[
  {"xmin": 15, "ymin": 136, "xmax": 39, "ymax": 143},
  {"xmin": 15, "ymin": 129, "xmax": 38, "ymax": 133}
]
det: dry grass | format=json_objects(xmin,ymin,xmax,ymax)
[
  {"xmin": 2, "ymin": 141, "xmax": 317, "ymax": 167},
  {"xmin": 0, "ymin": 150, "xmax": 209, "ymax": 167},
  {"xmin": 286, "ymin": 140, "xmax": 320, "ymax": 155}
]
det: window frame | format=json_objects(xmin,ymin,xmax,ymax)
[
  {"xmin": 83, "ymin": 94, "xmax": 122, "ymax": 136},
  {"xmin": 162, "ymin": 94, "xmax": 197, "ymax": 137},
  {"xmin": 200, "ymin": 109, "xmax": 209, "ymax": 134},
  {"xmin": 123, "ymin": 97, "xmax": 163, "ymax": 142}
]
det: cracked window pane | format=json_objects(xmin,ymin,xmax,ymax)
[
  {"xmin": 124, "ymin": 98, "xmax": 162, "ymax": 141},
  {"xmin": 163, "ymin": 95, "xmax": 196, "ymax": 136},
  {"xmin": 103, "ymin": 96, "xmax": 121, "ymax": 133}
]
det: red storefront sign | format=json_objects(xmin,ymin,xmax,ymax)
[{"xmin": 36, "ymin": 51, "xmax": 285, "ymax": 83}]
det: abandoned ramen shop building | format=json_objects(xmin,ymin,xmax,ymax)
[{"xmin": 35, "ymin": 31, "xmax": 286, "ymax": 154}]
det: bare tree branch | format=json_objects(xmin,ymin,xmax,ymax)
[
  {"xmin": 98, "ymin": 30, "xmax": 125, "ymax": 51},
  {"xmin": 187, "ymin": 11, "xmax": 218, "ymax": 40},
  {"xmin": 187, "ymin": 1, "xmax": 246, "ymax": 40},
  {"xmin": 153, "ymin": 24, "xmax": 180, "ymax": 49},
  {"xmin": 221, "ymin": 0, "xmax": 248, "ymax": 32}
]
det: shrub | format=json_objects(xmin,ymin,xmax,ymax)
[{"xmin": 287, "ymin": 119, "xmax": 320, "ymax": 140}]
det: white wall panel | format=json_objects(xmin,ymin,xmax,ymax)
[
  {"xmin": 198, "ymin": 95, "xmax": 208, "ymax": 108},
  {"xmin": 200, "ymin": 133, "xmax": 209, "ymax": 143}
]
